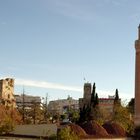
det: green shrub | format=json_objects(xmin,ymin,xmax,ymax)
[
  {"xmin": 0, "ymin": 117, "xmax": 14, "ymax": 134},
  {"xmin": 58, "ymin": 127, "xmax": 79, "ymax": 140}
]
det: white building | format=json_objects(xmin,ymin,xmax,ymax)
[
  {"xmin": 15, "ymin": 94, "xmax": 41, "ymax": 109},
  {"xmin": 48, "ymin": 97, "xmax": 79, "ymax": 115}
]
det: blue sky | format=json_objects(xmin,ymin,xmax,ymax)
[{"xmin": 0, "ymin": 0, "xmax": 139, "ymax": 102}]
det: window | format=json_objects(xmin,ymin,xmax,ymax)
[{"xmin": 8, "ymin": 94, "xmax": 10, "ymax": 99}]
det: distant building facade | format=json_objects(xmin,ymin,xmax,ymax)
[
  {"xmin": 98, "ymin": 98, "xmax": 115, "ymax": 113},
  {"xmin": 15, "ymin": 94, "xmax": 41, "ymax": 109},
  {"xmin": 48, "ymin": 97, "xmax": 79, "ymax": 115},
  {"xmin": 0, "ymin": 78, "xmax": 16, "ymax": 107},
  {"xmin": 79, "ymin": 83, "xmax": 116, "ymax": 114}
]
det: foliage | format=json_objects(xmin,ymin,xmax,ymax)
[
  {"xmin": 91, "ymin": 83, "xmax": 96, "ymax": 107},
  {"xmin": 89, "ymin": 106, "xmax": 107, "ymax": 125},
  {"xmin": 134, "ymin": 125, "xmax": 140, "ymax": 138},
  {"xmin": 31, "ymin": 102, "xmax": 43, "ymax": 124},
  {"xmin": 79, "ymin": 83, "xmax": 100, "ymax": 123},
  {"xmin": 0, "ymin": 117, "xmax": 14, "ymax": 134},
  {"xmin": 95, "ymin": 93, "xmax": 99, "ymax": 106},
  {"xmin": 20, "ymin": 101, "xmax": 44, "ymax": 124},
  {"xmin": 0, "ymin": 105, "xmax": 22, "ymax": 134},
  {"xmin": 53, "ymin": 113, "xmax": 60, "ymax": 122},
  {"xmin": 89, "ymin": 84, "xmax": 99, "ymax": 122},
  {"xmin": 127, "ymin": 98, "xmax": 135, "ymax": 114},
  {"xmin": 58, "ymin": 127, "xmax": 79, "ymax": 140},
  {"xmin": 69, "ymin": 109, "xmax": 79, "ymax": 123},
  {"xmin": 90, "ymin": 83, "xmax": 99, "ymax": 108},
  {"xmin": 79, "ymin": 105, "xmax": 91, "ymax": 122},
  {"xmin": 60, "ymin": 114, "xmax": 67, "ymax": 120},
  {"xmin": 114, "ymin": 89, "xmax": 120, "ymax": 105},
  {"xmin": 49, "ymin": 134, "xmax": 57, "ymax": 140},
  {"xmin": 111, "ymin": 89, "xmax": 134, "ymax": 134},
  {"xmin": 79, "ymin": 84, "xmax": 134, "ymax": 135},
  {"xmin": 112, "ymin": 104, "xmax": 134, "ymax": 134}
]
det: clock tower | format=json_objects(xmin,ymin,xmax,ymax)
[
  {"xmin": 135, "ymin": 25, "xmax": 140, "ymax": 126},
  {"xmin": 79, "ymin": 83, "xmax": 92, "ymax": 109},
  {"xmin": 83, "ymin": 83, "xmax": 91, "ymax": 105}
]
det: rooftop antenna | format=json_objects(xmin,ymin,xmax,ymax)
[
  {"xmin": 84, "ymin": 77, "xmax": 87, "ymax": 82},
  {"xmin": 45, "ymin": 93, "xmax": 48, "ymax": 105},
  {"xmin": 44, "ymin": 93, "xmax": 49, "ymax": 121},
  {"xmin": 84, "ymin": 77, "xmax": 89, "ymax": 83}
]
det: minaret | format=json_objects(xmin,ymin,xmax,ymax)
[{"xmin": 135, "ymin": 24, "xmax": 140, "ymax": 126}]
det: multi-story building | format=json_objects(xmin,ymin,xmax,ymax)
[
  {"xmin": 48, "ymin": 97, "xmax": 79, "ymax": 115},
  {"xmin": 14, "ymin": 94, "xmax": 41, "ymax": 109},
  {"xmin": 98, "ymin": 97, "xmax": 115, "ymax": 113},
  {"xmin": 0, "ymin": 78, "xmax": 16, "ymax": 108}
]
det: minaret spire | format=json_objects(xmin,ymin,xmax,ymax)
[
  {"xmin": 138, "ymin": 24, "xmax": 140, "ymax": 40},
  {"xmin": 135, "ymin": 25, "xmax": 140, "ymax": 51},
  {"xmin": 134, "ymin": 24, "xmax": 140, "ymax": 126}
]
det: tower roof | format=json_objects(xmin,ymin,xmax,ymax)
[
  {"xmin": 84, "ymin": 83, "xmax": 91, "ymax": 86},
  {"xmin": 137, "ymin": 24, "xmax": 140, "ymax": 41}
]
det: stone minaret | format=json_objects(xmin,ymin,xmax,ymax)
[{"xmin": 135, "ymin": 25, "xmax": 140, "ymax": 126}]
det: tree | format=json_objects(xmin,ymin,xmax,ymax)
[
  {"xmin": 79, "ymin": 83, "xmax": 100, "ymax": 123},
  {"xmin": 79, "ymin": 105, "xmax": 91, "ymax": 123},
  {"xmin": 69, "ymin": 109, "xmax": 79, "ymax": 123},
  {"xmin": 95, "ymin": 93, "xmax": 99, "ymax": 106},
  {"xmin": 58, "ymin": 126, "xmax": 79, "ymax": 140},
  {"xmin": 127, "ymin": 98, "xmax": 135, "ymax": 114},
  {"xmin": 28, "ymin": 101, "xmax": 43, "ymax": 124},
  {"xmin": 89, "ymin": 92, "xmax": 99, "ymax": 121},
  {"xmin": 90, "ymin": 106, "xmax": 107, "ymax": 125},
  {"xmin": 52, "ymin": 113, "xmax": 60, "ymax": 123},
  {"xmin": 42, "ymin": 94, "xmax": 48, "ymax": 121},
  {"xmin": 114, "ymin": 89, "xmax": 120, "ymax": 105},
  {"xmin": 112, "ymin": 104, "xmax": 134, "ymax": 134},
  {"xmin": 91, "ymin": 83, "xmax": 96, "ymax": 107},
  {"xmin": 60, "ymin": 114, "xmax": 67, "ymax": 120},
  {"xmin": 0, "ymin": 105, "xmax": 22, "ymax": 134}
]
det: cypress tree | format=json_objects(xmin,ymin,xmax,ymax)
[
  {"xmin": 92, "ymin": 83, "xmax": 96, "ymax": 94},
  {"xmin": 114, "ymin": 89, "xmax": 120, "ymax": 105},
  {"xmin": 95, "ymin": 93, "xmax": 99, "ymax": 106},
  {"xmin": 115, "ymin": 89, "xmax": 119, "ymax": 100},
  {"xmin": 79, "ymin": 104, "xmax": 91, "ymax": 122},
  {"xmin": 91, "ymin": 83, "xmax": 96, "ymax": 107}
]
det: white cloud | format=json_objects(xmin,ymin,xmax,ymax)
[
  {"xmin": 15, "ymin": 78, "xmax": 82, "ymax": 92},
  {"xmin": 15, "ymin": 78, "xmax": 133, "ymax": 101}
]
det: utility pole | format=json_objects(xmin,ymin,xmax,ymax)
[
  {"xmin": 33, "ymin": 101, "xmax": 36, "ymax": 124},
  {"xmin": 44, "ymin": 93, "xmax": 48, "ymax": 121},
  {"xmin": 22, "ymin": 87, "xmax": 25, "ymax": 123}
]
